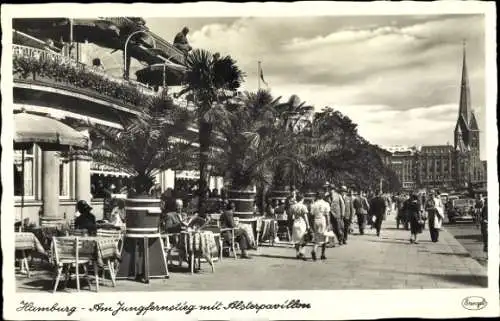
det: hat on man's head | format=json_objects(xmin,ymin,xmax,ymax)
[
  {"xmin": 323, "ymin": 182, "xmax": 330, "ymax": 188},
  {"xmin": 341, "ymin": 185, "xmax": 348, "ymax": 192}
]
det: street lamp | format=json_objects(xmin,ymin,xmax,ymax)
[{"xmin": 123, "ymin": 29, "xmax": 149, "ymax": 80}]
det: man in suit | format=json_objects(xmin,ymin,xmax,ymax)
[
  {"xmin": 329, "ymin": 183, "xmax": 345, "ymax": 245},
  {"xmin": 164, "ymin": 199, "xmax": 188, "ymax": 234},
  {"xmin": 341, "ymin": 186, "xmax": 355, "ymax": 244},
  {"xmin": 220, "ymin": 202, "xmax": 252, "ymax": 259},
  {"xmin": 369, "ymin": 190, "xmax": 387, "ymax": 237}
]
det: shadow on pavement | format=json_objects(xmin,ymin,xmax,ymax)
[
  {"xmin": 433, "ymin": 252, "xmax": 472, "ymax": 258},
  {"xmin": 453, "ymin": 234, "xmax": 483, "ymax": 241},
  {"xmin": 257, "ymin": 254, "xmax": 308, "ymax": 261},
  {"xmin": 417, "ymin": 272, "xmax": 487, "ymax": 287}
]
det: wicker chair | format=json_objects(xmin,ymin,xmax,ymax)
[{"xmin": 51, "ymin": 237, "xmax": 97, "ymax": 293}]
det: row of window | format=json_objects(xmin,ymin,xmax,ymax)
[{"xmin": 14, "ymin": 148, "xmax": 71, "ymax": 199}]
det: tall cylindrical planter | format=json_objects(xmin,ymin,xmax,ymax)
[
  {"xmin": 269, "ymin": 186, "xmax": 290, "ymax": 204},
  {"xmin": 228, "ymin": 188, "xmax": 256, "ymax": 220},
  {"xmin": 117, "ymin": 195, "xmax": 169, "ymax": 283},
  {"xmin": 124, "ymin": 197, "xmax": 162, "ymax": 234}
]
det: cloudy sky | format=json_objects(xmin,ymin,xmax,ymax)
[{"xmin": 142, "ymin": 15, "xmax": 486, "ymax": 159}]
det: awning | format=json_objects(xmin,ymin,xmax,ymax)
[
  {"xmin": 90, "ymin": 170, "xmax": 131, "ymax": 177},
  {"xmin": 14, "ymin": 112, "xmax": 89, "ymax": 150}
]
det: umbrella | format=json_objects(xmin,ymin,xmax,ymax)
[
  {"xmin": 135, "ymin": 62, "xmax": 187, "ymax": 87},
  {"xmin": 13, "ymin": 111, "xmax": 90, "ymax": 228}
]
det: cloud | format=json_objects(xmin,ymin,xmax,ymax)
[{"xmin": 141, "ymin": 14, "xmax": 486, "ymax": 158}]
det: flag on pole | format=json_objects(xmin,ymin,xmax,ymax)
[{"xmin": 259, "ymin": 62, "xmax": 268, "ymax": 86}]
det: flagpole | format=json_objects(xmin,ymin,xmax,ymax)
[{"xmin": 257, "ymin": 61, "xmax": 261, "ymax": 91}]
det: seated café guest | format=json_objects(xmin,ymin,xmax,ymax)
[
  {"xmin": 164, "ymin": 199, "xmax": 189, "ymax": 234},
  {"xmin": 109, "ymin": 199, "xmax": 126, "ymax": 227},
  {"xmin": 211, "ymin": 188, "xmax": 220, "ymax": 198},
  {"xmin": 173, "ymin": 26, "xmax": 192, "ymax": 54},
  {"xmin": 74, "ymin": 200, "xmax": 97, "ymax": 236},
  {"xmin": 220, "ymin": 202, "xmax": 252, "ymax": 259}
]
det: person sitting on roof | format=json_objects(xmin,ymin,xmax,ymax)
[{"xmin": 173, "ymin": 26, "xmax": 192, "ymax": 54}]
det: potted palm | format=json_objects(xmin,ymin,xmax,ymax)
[
  {"xmin": 89, "ymin": 93, "xmax": 195, "ymax": 225},
  {"xmin": 269, "ymin": 95, "xmax": 314, "ymax": 202},
  {"xmin": 211, "ymin": 89, "xmax": 297, "ymax": 220},
  {"xmin": 88, "ymin": 93, "xmax": 195, "ymax": 282}
]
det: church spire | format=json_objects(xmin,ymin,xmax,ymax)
[{"xmin": 458, "ymin": 40, "xmax": 472, "ymax": 126}]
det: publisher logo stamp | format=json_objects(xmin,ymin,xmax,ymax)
[{"xmin": 461, "ymin": 296, "xmax": 487, "ymax": 310}]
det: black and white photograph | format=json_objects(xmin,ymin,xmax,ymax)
[{"xmin": 1, "ymin": 2, "xmax": 498, "ymax": 320}]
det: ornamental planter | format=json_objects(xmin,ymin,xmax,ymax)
[
  {"xmin": 116, "ymin": 194, "xmax": 169, "ymax": 283},
  {"xmin": 227, "ymin": 187, "xmax": 256, "ymax": 220},
  {"xmin": 269, "ymin": 186, "xmax": 290, "ymax": 204},
  {"xmin": 227, "ymin": 186, "xmax": 260, "ymax": 247}
]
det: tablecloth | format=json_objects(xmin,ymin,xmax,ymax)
[
  {"xmin": 54, "ymin": 236, "xmax": 120, "ymax": 267},
  {"xmin": 178, "ymin": 230, "xmax": 219, "ymax": 259},
  {"xmin": 257, "ymin": 219, "xmax": 277, "ymax": 243},
  {"xmin": 15, "ymin": 232, "xmax": 46, "ymax": 253}
]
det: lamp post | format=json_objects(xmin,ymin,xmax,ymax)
[{"xmin": 123, "ymin": 29, "xmax": 149, "ymax": 80}]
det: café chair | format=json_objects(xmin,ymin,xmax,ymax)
[{"xmin": 52, "ymin": 237, "xmax": 97, "ymax": 293}]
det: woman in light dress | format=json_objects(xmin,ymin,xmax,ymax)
[
  {"xmin": 289, "ymin": 194, "xmax": 310, "ymax": 260},
  {"xmin": 310, "ymin": 191, "xmax": 331, "ymax": 261}
]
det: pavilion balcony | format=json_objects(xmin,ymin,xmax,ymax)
[{"xmin": 13, "ymin": 44, "xmax": 169, "ymax": 112}]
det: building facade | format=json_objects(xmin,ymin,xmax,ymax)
[
  {"xmin": 12, "ymin": 17, "xmax": 223, "ymax": 226},
  {"xmin": 385, "ymin": 46, "xmax": 486, "ymax": 192}
]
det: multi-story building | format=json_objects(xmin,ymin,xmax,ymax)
[
  {"xmin": 11, "ymin": 17, "xmax": 223, "ymax": 225},
  {"xmin": 389, "ymin": 146, "xmax": 418, "ymax": 191},
  {"xmin": 383, "ymin": 45, "xmax": 486, "ymax": 192}
]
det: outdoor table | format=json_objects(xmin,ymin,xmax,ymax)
[
  {"xmin": 176, "ymin": 230, "xmax": 218, "ymax": 273},
  {"xmin": 15, "ymin": 232, "xmax": 46, "ymax": 277},
  {"xmin": 116, "ymin": 229, "xmax": 169, "ymax": 283}
]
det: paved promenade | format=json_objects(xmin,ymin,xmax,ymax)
[{"xmin": 16, "ymin": 213, "xmax": 487, "ymax": 292}]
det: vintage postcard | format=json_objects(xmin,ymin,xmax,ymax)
[{"xmin": 1, "ymin": 1, "xmax": 498, "ymax": 320}]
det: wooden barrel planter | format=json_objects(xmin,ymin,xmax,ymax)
[
  {"xmin": 124, "ymin": 197, "xmax": 162, "ymax": 235},
  {"xmin": 269, "ymin": 187, "xmax": 290, "ymax": 204},
  {"xmin": 228, "ymin": 187, "xmax": 259, "ymax": 246},
  {"xmin": 117, "ymin": 195, "xmax": 168, "ymax": 283},
  {"xmin": 227, "ymin": 188, "xmax": 256, "ymax": 220}
]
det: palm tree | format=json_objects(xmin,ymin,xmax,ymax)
[
  {"xmin": 211, "ymin": 89, "xmax": 299, "ymax": 215},
  {"xmin": 176, "ymin": 49, "xmax": 245, "ymax": 215},
  {"xmin": 271, "ymin": 94, "xmax": 314, "ymax": 190},
  {"xmin": 89, "ymin": 93, "xmax": 196, "ymax": 196}
]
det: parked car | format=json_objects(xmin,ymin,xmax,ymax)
[{"xmin": 447, "ymin": 198, "xmax": 475, "ymax": 223}]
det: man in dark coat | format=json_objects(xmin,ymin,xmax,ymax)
[
  {"xmin": 369, "ymin": 190, "xmax": 387, "ymax": 237},
  {"xmin": 74, "ymin": 200, "xmax": 97, "ymax": 236}
]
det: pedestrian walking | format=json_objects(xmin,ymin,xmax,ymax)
[
  {"xmin": 310, "ymin": 192, "xmax": 331, "ymax": 261},
  {"xmin": 480, "ymin": 200, "xmax": 488, "ymax": 254},
  {"xmin": 405, "ymin": 193, "xmax": 423, "ymax": 244},
  {"xmin": 369, "ymin": 190, "xmax": 387, "ymax": 237},
  {"xmin": 341, "ymin": 187, "xmax": 355, "ymax": 244},
  {"xmin": 425, "ymin": 190, "xmax": 445, "ymax": 242},
  {"xmin": 474, "ymin": 193, "xmax": 485, "ymax": 228},
  {"xmin": 289, "ymin": 194, "xmax": 310, "ymax": 260},
  {"xmin": 353, "ymin": 191, "xmax": 370, "ymax": 235},
  {"xmin": 328, "ymin": 183, "xmax": 345, "ymax": 245}
]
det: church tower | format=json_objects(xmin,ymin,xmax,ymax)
[{"xmin": 453, "ymin": 41, "xmax": 481, "ymax": 185}]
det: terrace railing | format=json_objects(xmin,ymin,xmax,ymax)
[{"xmin": 12, "ymin": 44, "xmax": 168, "ymax": 110}]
